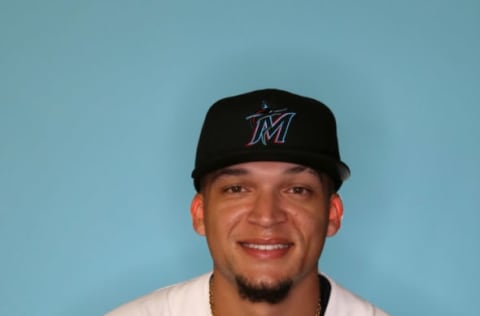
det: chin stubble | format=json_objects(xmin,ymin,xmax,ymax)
[{"xmin": 235, "ymin": 275, "xmax": 293, "ymax": 304}]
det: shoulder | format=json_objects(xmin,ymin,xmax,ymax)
[
  {"xmin": 105, "ymin": 273, "xmax": 212, "ymax": 316},
  {"xmin": 323, "ymin": 274, "xmax": 389, "ymax": 316}
]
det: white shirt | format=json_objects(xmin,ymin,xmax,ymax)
[{"xmin": 106, "ymin": 273, "xmax": 389, "ymax": 316}]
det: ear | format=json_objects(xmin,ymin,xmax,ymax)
[
  {"xmin": 326, "ymin": 193, "xmax": 344, "ymax": 237},
  {"xmin": 190, "ymin": 193, "xmax": 206, "ymax": 236}
]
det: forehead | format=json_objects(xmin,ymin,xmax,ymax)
[{"xmin": 209, "ymin": 161, "xmax": 321, "ymax": 180}]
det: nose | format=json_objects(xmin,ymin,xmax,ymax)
[{"xmin": 247, "ymin": 190, "xmax": 287, "ymax": 227}]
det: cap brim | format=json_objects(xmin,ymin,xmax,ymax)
[{"xmin": 192, "ymin": 149, "xmax": 350, "ymax": 191}]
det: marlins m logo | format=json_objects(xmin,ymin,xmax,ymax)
[{"xmin": 245, "ymin": 102, "xmax": 296, "ymax": 146}]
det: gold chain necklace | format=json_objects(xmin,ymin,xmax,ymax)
[{"xmin": 208, "ymin": 275, "xmax": 321, "ymax": 316}]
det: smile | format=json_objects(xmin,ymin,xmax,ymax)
[{"xmin": 240, "ymin": 242, "xmax": 292, "ymax": 251}]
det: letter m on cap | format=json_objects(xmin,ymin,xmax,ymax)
[{"xmin": 246, "ymin": 111, "xmax": 296, "ymax": 146}]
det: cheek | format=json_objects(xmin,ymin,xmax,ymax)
[
  {"xmin": 203, "ymin": 201, "xmax": 248, "ymax": 237},
  {"xmin": 289, "ymin": 200, "xmax": 329, "ymax": 223},
  {"xmin": 290, "ymin": 206, "xmax": 330, "ymax": 239},
  {"xmin": 203, "ymin": 202, "xmax": 248, "ymax": 264}
]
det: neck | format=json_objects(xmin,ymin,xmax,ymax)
[{"xmin": 209, "ymin": 272, "xmax": 321, "ymax": 316}]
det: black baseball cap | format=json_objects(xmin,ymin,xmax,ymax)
[{"xmin": 191, "ymin": 88, "xmax": 350, "ymax": 191}]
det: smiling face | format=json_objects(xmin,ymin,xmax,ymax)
[{"xmin": 190, "ymin": 161, "xmax": 343, "ymax": 302}]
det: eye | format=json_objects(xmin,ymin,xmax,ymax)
[
  {"xmin": 224, "ymin": 185, "xmax": 245, "ymax": 193},
  {"xmin": 288, "ymin": 186, "xmax": 311, "ymax": 195}
]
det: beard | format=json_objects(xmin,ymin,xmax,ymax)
[{"xmin": 235, "ymin": 275, "xmax": 293, "ymax": 304}]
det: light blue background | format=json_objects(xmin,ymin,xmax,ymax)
[{"xmin": 1, "ymin": 1, "xmax": 479, "ymax": 315}]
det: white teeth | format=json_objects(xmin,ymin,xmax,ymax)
[{"xmin": 243, "ymin": 243, "xmax": 289, "ymax": 251}]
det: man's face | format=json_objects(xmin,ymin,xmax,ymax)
[{"xmin": 190, "ymin": 161, "xmax": 343, "ymax": 299}]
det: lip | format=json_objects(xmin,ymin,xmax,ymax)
[{"xmin": 238, "ymin": 239, "xmax": 293, "ymax": 259}]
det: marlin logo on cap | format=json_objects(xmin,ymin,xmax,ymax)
[{"xmin": 245, "ymin": 101, "xmax": 296, "ymax": 146}]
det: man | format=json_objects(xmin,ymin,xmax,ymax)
[{"xmin": 106, "ymin": 89, "xmax": 388, "ymax": 315}]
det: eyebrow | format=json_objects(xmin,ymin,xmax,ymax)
[
  {"xmin": 208, "ymin": 167, "xmax": 249, "ymax": 183},
  {"xmin": 209, "ymin": 164, "xmax": 318, "ymax": 182},
  {"xmin": 284, "ymin": 165, "xmax": 315, "ymax": 175}
]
